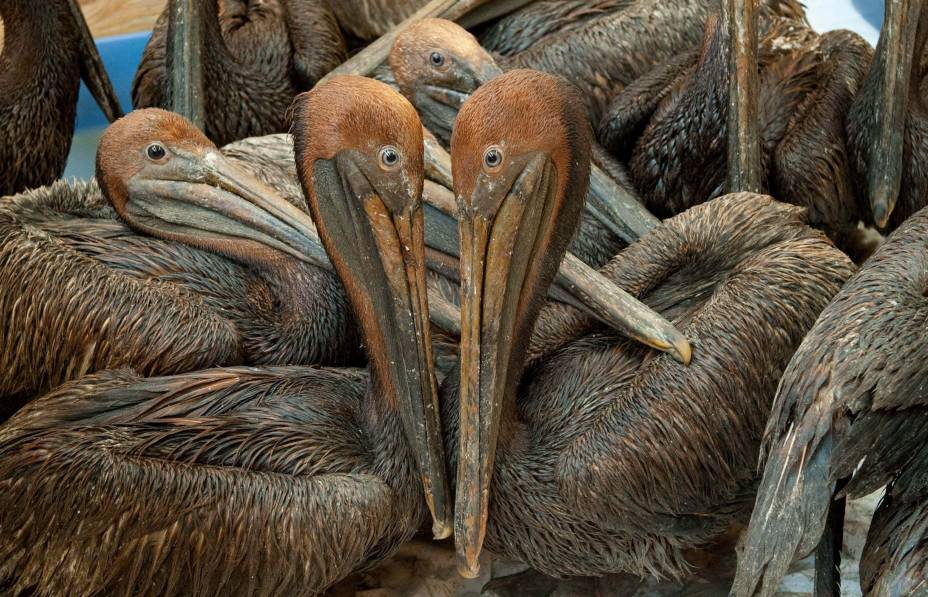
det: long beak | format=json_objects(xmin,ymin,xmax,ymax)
[
  {"xmin": 166, "ymin": 0, "xmax": 206, "ymax": 129},
  {"xmin": 556, "ymin": 254, "xmax": 691, "ymax": 363},
  {"xmin": 67, "ymin": 0, "xmax": 123, "ymax": 122},
  {"xmin": 418, "ymin": 60, "xmax": 504, "ymax": 143},
  {"xmin": 126, "ymin": 150, "xmax": 330, "ymax": 268},
  {"xmin": 586, "ymin": 162, "xmax": 660, "ymax": 242},
  {"xmin": 422, "ymin": 170, "xmax": 687, "ymax": 361},
  {"xmin": 863, "ymin": 0, "xmax": 922, "ymax": 228},
  {"xmin": 311, "ymin": 153, "xmax": 452, "ymax": 539},
  {"xmin": 722, "ymin": 0, "xmax": 762, "ymax": 193},
  {"xmin": 424, "ymin": 137, "xmax": 455, "ymax": 193},
  {"xmin": 423, "ymin": 180, "xmax": 461, "ymax": 254},
  {"xmin": 456, "ymin": 153, "xmax": 561, "ymax": 577}
]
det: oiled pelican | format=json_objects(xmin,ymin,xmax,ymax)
[
  {"xmin": 444, "ymin": 70, "xmax": 854, "ymax": 582},
  {"xmin": 0, "ymin": 74, "xmax": 451, "ymax": 597}
]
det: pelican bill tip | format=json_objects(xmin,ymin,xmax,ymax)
[
  {"xmin": 432, "ymin": 519, "xmax": 453, "ymax": 540},
  {"xmin": 456, "ymin": 554, "xmax": 482, "ymax": 579},
  {"xmin": 674, "ymin": 337, "xmax": 694, "ymax": 366}
]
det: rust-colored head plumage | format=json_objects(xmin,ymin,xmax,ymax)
[
  {"xmin": 390, "ymin": 18, "xmax": 498, "ymax": 95},
  {"xmin": 291, "ymin": 75, "xmax": 424, "ymax": 209},
  {"xmin": 451, "ymin": 69, "xmax": 591, "ymax": 215},
  {"xmin": 389, "ymin": 19, "xmax": 502, "ymax": 144},
  {"xmin": 96, "ymin": 108, "xmax": 214, "ymax": 216}
]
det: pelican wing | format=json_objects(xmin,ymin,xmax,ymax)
[
  {"xmin": 732, "ymin": 206, "xmax": 928, "ymax": 597},
  {"xmin": 0, "ymin": 366, "xmax": 396, "ymax": 596},
  {"xmin": 0, "ymin": 181, "xmax": 243, "ymax": 402},
  {"xmin": 281, "ymin": 0, "xmax": 346, "ymax": 89},
  {"xmin": 478, "ymin": 0, "xmax": 634, "ymax": 58},
  {"xmin": 550, "ymin": 195, "xmax": 853, "ymax": 577}
]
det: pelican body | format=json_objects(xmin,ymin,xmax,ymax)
[
  {"xmin": 445, "ymin": 70, "xmax": 855, "ymax": 580},
  {"xmin": 731, "ymin": 203, "xmax": 928, "ymax": 597},
  {"xmin": 478, "ymin": 0, "xmax": 631, "ymax": 58},
  {"xmin": 600, "ymin": 17, "xmax": 872, "ymax": 256},
  {"xmin": 0, "ymin": 0, "xmax": 121, "ymax": 196},
  {"xmin": 0, "ymin": 75, "xmax": 450, "ymax": 596},
  {"xmin": 495, "ymin": 0, "xmax": 806, "ymax": 123},
  {"xmin": 0, "ymin": 110, "xmax": 360, "ymax": 414},
  {"xmin": 134, "ymin": 0, "xmax": 347, "ymax": 146}
]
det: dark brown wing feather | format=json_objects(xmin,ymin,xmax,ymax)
[
  {"xmin": 0, "ymin": 181, "xmax": 242, "ymax": 403},
  {"xmin": 133, "ymin": 1, "xmax": 339, "ymax": 145},
  {"xmin": 732, "ymin": 206, "xmax": 928, "ymax": 597},
  {"xmin": 479, "ymin": 0, "xmax": 634, "ymax": 57},
  {"xmin": 554, "ymin": 195, "xmax": 853, "ymax": 540},
  {"xmin": 502, "ymin": 0, "xmax": 805, "ymax": 124},
  {"xmin": 0, "ymin": 366, "xmax": 402, "ymax": 596},
  {"xmin": 623, "ymin": 16, "xmax": 729, "ymax": 217},
  {"xmin": 860, "ymin": 463, "xmax": 928, "ymax": 596},
  {"xmin": 768, "ymin": 30, "xmax": 872, "ymax": 234},
  {"xmin": 280, "ymin": 0, "xmax": 347, "ymax": 88},
  {"xmin": 598, "ymin": 48, "xmax": 699, "ymax": 160}
]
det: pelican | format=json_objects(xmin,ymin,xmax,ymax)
[
  {"xmin": 0, "ymin": 75, "xmax": 450, "ymax": 596},
  {"xmin": 444, "ymin": 69, "xmax": 854, "ymax": 583},
  {"xmin": 730, "ymin": 198, "xmax": 928, "ymax": 597},
  {"xmin": 599, "ymin": 16, "xmax": 874, "ymax": 258},
  {"xmin": 133, "ymin": 0, "xmax": 346, "ymax": 146},
  {"xmin": 0, "ymin": 109, "xmax": 359, "ymax": 413}
]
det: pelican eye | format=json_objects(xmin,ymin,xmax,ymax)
[
  {"xmin": 379, "ymin": 146, "xmax": 401, "ymax": 170},
  {"xmin": 429, "ymin": 52, "xmax": 445, "ymax": 67},
  {"xmin": 146, "ymin": 143, "xmax": 167, "ymax": 161},
  {"xmin": 483, "ymin": 146, "xmax": 503, "ymax": 171}
]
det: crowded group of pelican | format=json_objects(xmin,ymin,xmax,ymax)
[{"xmin": 0, "ymin": 0, "xmax": 925, "ymax": 595}]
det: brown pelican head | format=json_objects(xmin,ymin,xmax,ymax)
[
  {"xmin": 96, "ymin": 108, "xmax": 328, "ymax": 268},
  {"xmin": 856, "ymin": 0, "xmax": 926, "ymax": 228},
  {"xmin": 290, "ymin": 76, "xmax": 452, "ymax": 540},
  {"xmin": 451, "ymin": 69, "xmax": 590, "ymax": 577},
  {"xmin": 390, "ymin": 18, "xmax": 502, "ymax": 143}
]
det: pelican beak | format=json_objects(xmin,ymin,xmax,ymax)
[
  {"xmin": 417, "ymin": 59, "xmax": 503, "ymax": 143},
  {"xmin": 125, "ymin": 149, "xmax": 330, "ymax": 268},
  {"xmin": 864, "ymin": 0, "xmax": 922, "ymax": 229},
  {"xmin": 166, "ymin": 0, "xmax": 206, "ymax": 128},
  {"xmin": 722, "ymin": 0, "xmax": 762, "ymax": 194},
  {"xmin": 424, "ymin": 129, "xmax": 455, "ymax": 188},
  {"xmin": 311, "ymin": 152, "xmax": 453, "ymax": 540},
  {"xmin": 556, "ymin": 253, "xmax": 692, "ymax": 364},
  {"xmin": 456, "ymin": 152, "xmax": 560, "ymax": 577},
  {"xmin": 67, "ymin": 0, "xmax": 123, "ymax": 122},
  {"xmin": 422, "ymin": 149, "xmax": 689, "ymax": 363},
  {"xmin": 586, "ymin": 164, "xmax": 661, "ymax": 242}
]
